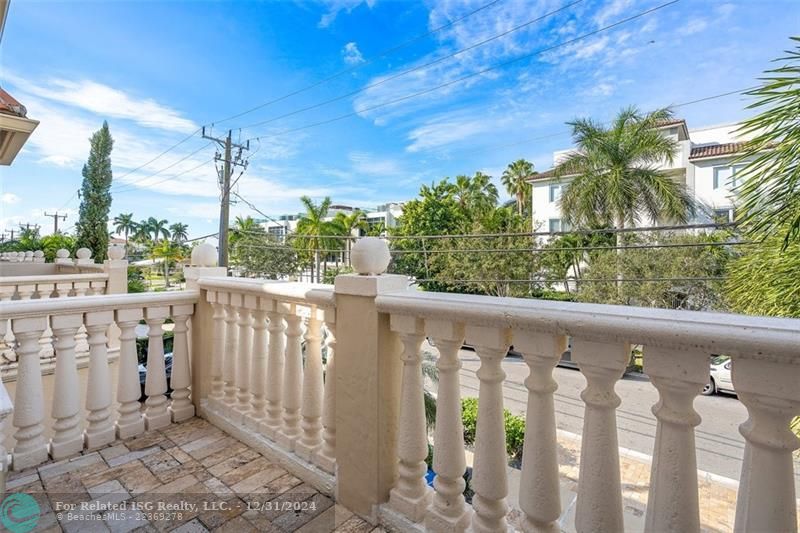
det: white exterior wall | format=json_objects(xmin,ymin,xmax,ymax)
[{"xmin": 530, "ymin": 122, "xmax": 752, "ymax": 230}]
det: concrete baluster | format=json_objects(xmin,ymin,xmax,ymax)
[
  {"xmin": 208, "ymin": 291, "xmax": 226, "ymax": 401},
  {"xmin": 170, "ymin": 304, "xmax": 195, "ymax": 422},
  {"xmin": 115, "ymin": 309, "xmax": 145, "ymax": 439},
  {"xmin": 468, "ymin": 325, "xmax": 512, "ymax": 533},
  {"xmin": 84, "ymin": 310, "xmax": 115, "ymax": 448},
  {"xmin": 425, "ymin": 320, "xmax": 470, "ymax": 532},
  {"xmin": 55, "ymin": 282, "xmax": 73, "ymax": 298},
  {"xmin": 143, "ymin": 306, "xmax": 171, "ymax": 430},
  {"xmin": 388, "ymin": 315, "xmax": 430, "ymax": 522},
  {"xmin": 16, "ymin": 284, "xmax": 35, "ymax": 300},
  {"xmin": 49, "ymin": 314, "xmax": 84, "ymax": 459},
  {"xmin": 234, "ymin": 294, "xmax": 254, "ymax": 418},
  {"xmin": 515, "ymin": 332, "xmax": 567, "ymax": 533},
  {"xmin": 277, "ymin": 306, "xmax": 304, "ymax": 450},
  {"xmin": 296, "ymin": 306, "xmax": 324, "ymax": 461},
  {"xmin": 315, "ymin": 308, "xmax": 337, "ymax": 473},
  {"xmin": 644, "ymin": 346, "xmax": 706, "ymax": 533},
  {"xmin": 261, "ymin": 305, "xmax": 286, "ymax": 438},
  {"xmin": 11, "ymin": 316, "xmax": 49, "ymax": 468},
  {"xmin": 247, "ymin": 298, "xmax": 270, "ymax": 426},
  {"xmin": 732, "ymin": 356, "xmax": 800, "ymax": 533},
  {"xmin": 222, "ymin": 293, "xmax": 239, "ymax": 409},
  {"xmin": 572, "ymin": 338, "xmax": 628, "ymax": 533}
]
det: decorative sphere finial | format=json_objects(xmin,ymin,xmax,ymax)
[
  {"xmin": 76, "ymin": 248, "xmax": 92, "ymax": 260},
  {"xmin": 56, "ymin": 249, "xmax": 70, "ymax": 259},
  {"xmin": 107, "ymin": 244, "xmax": 126, "ymax": 260},
  {"xmin": 350, "ymin": 237, "xmax": 391, "ymax": 275},
  {"xmin": 191, "ymin": 242, "xmax": 217, "ymax": 267}
]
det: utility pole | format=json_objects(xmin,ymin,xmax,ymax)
[
  {"xmin": 202, "ymin": 127, "xmax": 249, "ymax": 267},
  {"xmin": 44, "ymin": 212, "xmax": 67, "ymax": 234}
]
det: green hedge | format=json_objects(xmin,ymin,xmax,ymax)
[{"xmin": 461, "ymin": 397, "xmax": 525, "ymax": 460}]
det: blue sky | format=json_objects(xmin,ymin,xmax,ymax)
[{"xmin": 1, "ymin": 0, "xmax": 798, "ymax": 239}]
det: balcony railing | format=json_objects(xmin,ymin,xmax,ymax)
[{"xmin": 0, "ymin": 238, "xmax": 797, "ymax": 532}]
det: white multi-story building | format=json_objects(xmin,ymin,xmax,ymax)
[
  {"xmin": 260, "ymin": 202, "xmax": 405, "ymax": 242},
  {"xmin": 528, "ymin": 121, "xmax": 753, "ymax": 232}
]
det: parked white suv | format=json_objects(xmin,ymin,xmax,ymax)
[{"xmin": 703, "ymin": 355, "xmax": 734, "ymax": 396}]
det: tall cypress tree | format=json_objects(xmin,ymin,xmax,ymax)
[{"xmin": 75, "ymin": 122, "xmax": 114, "ymax": 260}]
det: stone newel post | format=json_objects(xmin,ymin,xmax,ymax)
[
  {"xmin": 104, "ymin": 244, "xmax": 129, "ymax": 351},
  {"xmin": 187, "ymin": 243, "xmax": 228, "ymax": 407},
  {"xmin": 333, "ymin": 238, "xmax": 408, "ymax": 522}
]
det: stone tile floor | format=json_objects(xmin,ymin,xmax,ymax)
[{"xmin": 6, "ymin": 418, "xmax": 380, "ymax": 533}]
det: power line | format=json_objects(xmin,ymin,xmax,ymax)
[
  {"xmin": 112, "ymin": 142, "xmax": 214, "ymax": 194},
  {"xmin": 211, "ymin": 0, "xmax": 506, "ymax": 127},
  {"xmin": 113, "ymin": 127, "xmax": 203, "ymax": 184},
  {"xmin": 238, "ymin": 0, "xmax": 586, "ymax": 131},
  {"xmin": 113, "ymin": 157, "xmax": 215, "ymax": 195},
  {"xmin": 245, "ymin": 0, "xmax": 680, "ymax": 143},
  {"xmin": 412, "ymin": 276, "xmax": 726, "ymax": 284}
]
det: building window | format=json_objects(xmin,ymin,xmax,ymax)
[
  {"xmin": 713, "ymin": 165, "xmax": 746, "ymax": 190},
  {"xmin": 549, "ymin": 219, "xmax": 561, "ymax": 233},
  {"xmin": 549, "ymin": 184, "xmax": 562, "ymax": 203},
  {"xmin": 713, "ymin": 208, "xmax": 734, "ymax": 223}
]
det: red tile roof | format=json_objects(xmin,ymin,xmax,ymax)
[
  {"xmin": 689, "ymin": 142, "xmax": 745, "ymax": 160},
  {"xmin": 0, "ymin": 87, "xmax": 28, "ymax": 118}
]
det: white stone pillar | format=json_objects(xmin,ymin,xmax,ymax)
[
  {"xmin": 247, "ymin": 299, "xmax": 270, "ymax": 426},
  {"xmin": 296, "ymin": 307, "xmax": 324, "ymax": 461},
  {"xmin": 425, "ymin": 320, "xmax": 470, "ymax": 533},
  {"xmin": 572, "ymin": 338, "xmax": 628, "ymax": 533},
  {"xmin": 84, "ymin": 310, "xmax": 115, "ymax": 449},
  {"xmin": 644, "ymin": 346, "xmax": 706, "ymax": 533},
  {"xmin": 233, "ymin": 294, "xmax": 254, "ymax": 418},
  {"xmin": 49, "ymin": 314, "xmax": 84, "ymax": 459},
  {"xmin": 222, "ymin": 293, "xmax": 239, "ymax": 409},
  {"xmin": 11, "ymin": 316, "xmax": 49, "ymax": 469},
  {"xmin": 314, "ymin": 309, "xmax": 337, "ymax": 473},
  {"xmin": 515, "ymin": 332, "xmax": 567, "ymax": 533},
  {"xmin": 115, "ymin": 309, "xmax": 145, "ymax": 439},
  {"xmin": 262, "ymin": 305, "xmax": 286, "ymax": 438},
  {"xmin": 468, "ymin": 325, "xmax": 512, "ymax": 533},
  {"xmin": 732, "ymin": 356, "xmax": 800, "ymax": 533},
  {"xmin": 277, "ymin": 307, "xmax": 304, "ymax": 450},
  {"xmin": 388, "ymin": 315, "xmax": 430, "ymax": 522},
  {"xmin": 143, "ymin": 306, "xmax": 171, "ymax": 430},
  {"xmin": 208, "ymin": 291, "xmax": 226, "ymax": 402},
  {"xmin": 170, "ymin": 304, "xmax": 195, "ymax": 422}
]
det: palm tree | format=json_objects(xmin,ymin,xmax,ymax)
[
  {"xmin": 169, "ymin": 222, "xmax": 189, "ymax": 244},
  {"xmin": 230, "ymin": 216, "xmax": 264, "ymax": 248},
  {"xmin": 452, "ymin": 173, "xmax": 499, "ymax": 215},
  {"xmin": 113, "ymin": 213, "xmax": 137, "ymax": 251},
  {"xmin": 144, "ymin": 217, "xmax": 171, "ymax": 242},
  {"xmin": 151, "ymin": 239, "xmax": 185, "ymax": 288},
  {"xmin": 295, "ymin": 196, "xmax": 336, "ymax": 282},
  {"xmin": 735, "ymin": 37, "xmax": 800, "ymax": 250},
  {"xmin": 332, "ymin": 210, "xmax": 366, "ymax": 266},
  {"xmin": 502, "ymin": 159, "xmax": 536, "ymax": 215},
  {"xmin": 556, "ymin": 107, "xmax": 695, "ymax": 242}
]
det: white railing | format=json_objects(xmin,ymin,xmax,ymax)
[
  {"xmin": 374, "ymin": 289, "xmax": 800, "ymax": 533},
  {"xmin": 0, "ymin": 273, "xmax": 109, "ymax": 300},
  {"xmin": 196, "ymin": 277, "xmax": 337, "ymax": 490},
  {"xmin": 0, "ymin": 291, "xmax": 197, "ymax": 470}
]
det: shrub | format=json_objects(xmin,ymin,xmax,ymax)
[{"xmin": 461, "ymin": 396, "xmax": 526, "ymax": 460}]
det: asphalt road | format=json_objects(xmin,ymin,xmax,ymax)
[{"xmin": 453, "ymin": 348, "xmax": 800, "ymax": 493}]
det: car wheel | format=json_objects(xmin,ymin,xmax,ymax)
[{"xmin": 701, "ymin": 377, "xmax": 716, "ymax": 396}]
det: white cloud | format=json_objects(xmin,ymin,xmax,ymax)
[
  {"xmin": 348, "ymin": 152, "xmax": 403, "ymax": 176},
  {"xmin": 1, "ymin": 193, "xmax": 21, "ymax": 205},
  {"xmin": 317, "ymin": 0, "xmax": 376, "ymax": 28},
  {"xmin": 5, "ymin": 72, "xmax": 197, "ymax": 133},
  {"xmin": 715, "ymin": 3, "xmax": 735, "ymax": 19},
  {"xmin": 679, "ymin": 18, "xmax": 708, "ymax": 36},
  {"xmin": 594, "ymin": 0, "xmax": 633, "ymax": 27},
  {"xmin": 342, "ymin": 42, "xmax": 365, "ymax": 65}
]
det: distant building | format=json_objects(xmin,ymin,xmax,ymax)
[
  {"xmin": 527, "ymin": 121, "xmax": 753, "ymax": 233},
  {"xmin": 260, "ymin": 202, "xmax": 406, "ymax": 242}
]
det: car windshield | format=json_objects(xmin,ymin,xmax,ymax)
[{"xmin": 711, "ymin": 355, "xmax": 729, "ymax": 365}]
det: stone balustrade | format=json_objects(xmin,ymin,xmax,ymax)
[
  {"xmin": 0, "ymin": 237, "xmax": 798, "ymax": 533},
  {"xmin": 0, "ymin": 273, "xmax": 109, "ymax": 301},
  {"xmin": 194, "ymin": 277, "xmax": 337, "ymax": 493},
  {"xmin": 0, "ymin": 291, "xmax": 197, "ymax": 470}
]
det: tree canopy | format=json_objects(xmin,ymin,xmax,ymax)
[{"xmin": 75, "ymin": 122, "xmax": 114, "ymax": 259}]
